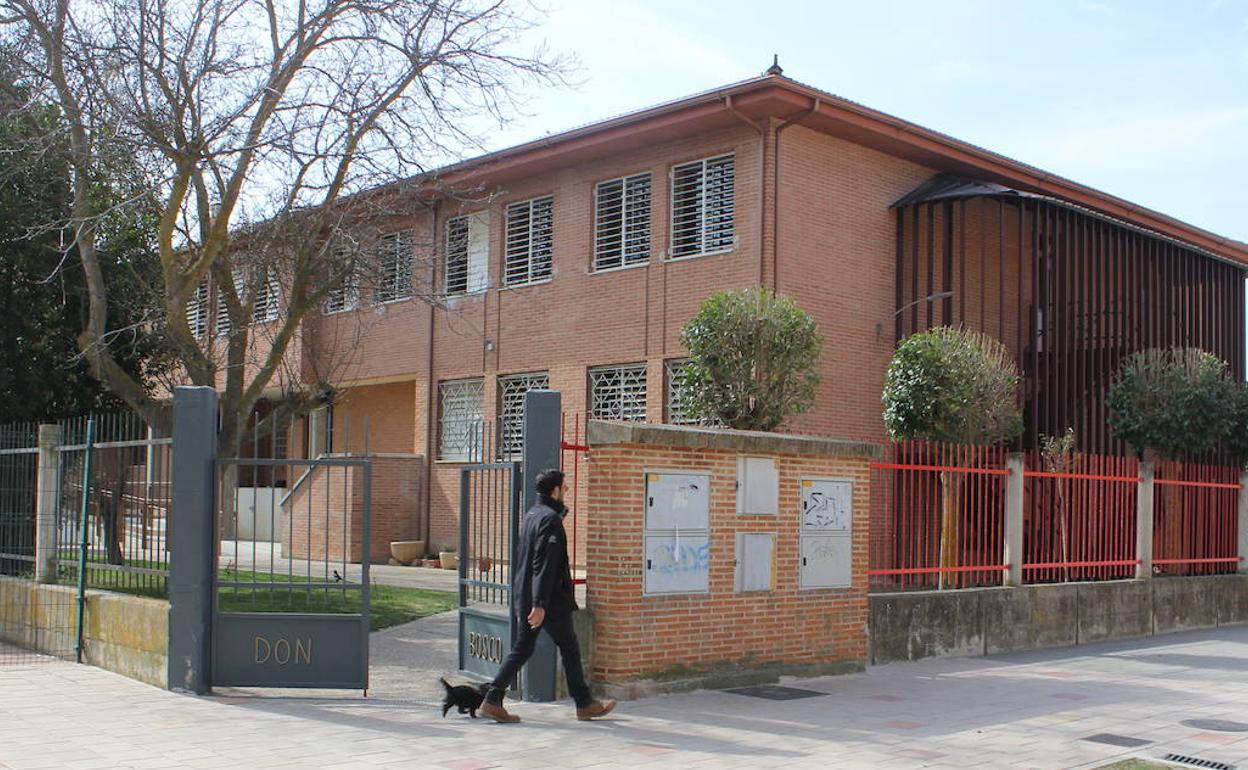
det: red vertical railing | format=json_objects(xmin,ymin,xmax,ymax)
[
  {"xmin": 560, "ymin": 412, "xmax": 589, "ymax": 584},
  {"xmin": 868, "ymin": 440, "xmax": 1009, "ymax": 592},
  {"xmin": 1022, "ymin": 452, "xmax": 1138, "ymax": 583},
  {"xmin": 1153, "ymin": 461, "xmax": 1241, "ymax": 576}
]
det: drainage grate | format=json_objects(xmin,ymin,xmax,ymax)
[
  {"xmin": 1081, "ymin": 733, "xmax": 1153, "ymax": 748},
  {"xmin": 725, "ymin": 685, "xmax": 829, "ymax": 700},
  {"xmin": 1181, "ymin": 719, "xmax": 1248, "ymax": 733},
  {"xmin": 1164, "ymin": 753, "xmax": 1237, "ymax": 770}
]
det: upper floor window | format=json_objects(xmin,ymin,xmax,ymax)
[
  {"xmin": 445, "ymin": 212, "xmax": 490, "ymax": 296},
  {"xmin": 594, "ymin": 173, "xmax": 651, "ymax": 271},
  {"xmin": 498, "ymin": 371, "xmax": 550, "ymax": 459},
  {"xmin": 438, "ymin": 378, "xmax": 485, "ymax": 461},
  {"xmin": 187, "ymin": 281, "xmax": 208, "ymax": 337},
  {"xmin": 324, "ymin": 248, "xmax": 359, "ymax": 315},
  {"xmin": 670, "ymin": 153, "xmax": 735, "ymax": 259},
  {"xmin": 252, "ymin": 267, "xmax": 280, "ymax": 323},
  {"xmin": 504, "ymin": 195, "xmax": 553, "ymax": 287},
  {"xmin": 375, "ymin": 231, "xmax": 413, "ymax": 303},
  {"xmin": 589, "ymin": 363, "xmax": 647, "ymax": 422},
  {"xmin": 216, "ymin": 271, "xmax": 241, "ymax": 337}
]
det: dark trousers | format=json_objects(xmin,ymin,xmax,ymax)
[{"xmin": 486, "ymin": 610, "xmax": 592, "ymax": 708}]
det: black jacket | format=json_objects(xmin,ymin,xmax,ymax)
[{"xmin": 512, "ymin": 495, "xmax": 576, "ymax": 619}]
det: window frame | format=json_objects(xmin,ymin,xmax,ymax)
[
  {"xmin": 668, "ymin": 152, "xmax": 736, "ymax": 261},
  {"xmin": 593, "ymin": 172, "xmax": 652, "ymax": 273},
  {"xmin": 503, "ymin": 195, "xmax": 554, "ymax": 288},
  {"xmin": 375, "ymin": 230, "xmax": 415, "ymax": 304},
  {"xmin": 444, "ymin": 211, "xmax": 490, "ymax": 297},
  {"xmin": 496, "ymin": 371, "xmax": 550, "ymax": 460},
  {"xmin": 438, "ymin": 378, "xmax": 486, "ymax": 462},
  {"xmin": 588, "ymin": 363, "xmax": 649, "ymax": 423}
]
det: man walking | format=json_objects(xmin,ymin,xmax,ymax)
[{"xmin": 480, "ymin": 469, "xmax": 616, "ymax": 724}]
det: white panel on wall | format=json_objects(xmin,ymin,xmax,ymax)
[
  {"xmin": 644, "ymin": 534, "xmax": 710, "ymax": 595},
  {"xmin": 736, "ymin": 457, "xmax": 778, "ymax": 515},
  {"xmin": 645, "ymin": 473, "xmax": 711, "ymax": 531},
  {"xmin": 799, "ymin": 533, "xmax": 852, "ymax": 589},
  {"xmin": 800, "ymin": 478, "xmax": 853, "ymax": 532},
  {"xmin": 734, "ymin": 532, "xmax": 775, "ymax": 593}
]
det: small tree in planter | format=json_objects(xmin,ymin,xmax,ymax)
[
  {"xmin": 881, "ymin": 327, "xmax": 1023, "ymax": 588},
  {"xmin": 678, "ymin": 287, "xmax": 822, "ymax": 431},
  {"xmin": 1040, "ymin": 428, "xmax": 1077, "ymax": 582},
  {"xmin": 1107, "ymin": 348, "xmax": 1236, "ymax": 461}
]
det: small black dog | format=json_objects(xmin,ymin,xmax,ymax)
[{"xmin": 440, "ymin": 677, "xmax": 488, "ymax": 718}]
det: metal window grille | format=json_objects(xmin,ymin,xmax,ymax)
[
  {"xmin": 664, "ymin": 359, "xmax": 719, "ymax": 426},
  {"xmin": 670, "ymin": 153, "xmax": 735, "ymax": 258},
  {"xmin": 504, "ymin": 195, "xmax": 553, "ymax": 286},
  {"xmin": 216, "ymin": 270, "xmax": 244, "ymax": 337},
  {"xmin": 252, "ymin": 268, "xmax": 280, "ymax": 323},
  {"xmin": 439, "ymin": 379, "xmax": 485, "ymax": 460},
  {"xmin": 594, "ymin": 173, "xmax": 651, "ymax": 270},
  {"xmin": 590, "ymin": 364, "xmax": 647, "ymax": 422},
  {"xmin": 376, "ymin": 231, "xmax": 414, "ymax": 303},
  {"xmin": 498, "ymin": 372, "xmax": 550, "ymax": 459},
  {"xmin": 187, "ymin": 281, "xmax": 209, "ymax": 337},
  {"xmin": 445, "ymin": 215, "xmax": 470, "ymax": 295},
  {"xmin": 324, "ymin": 248, "xmax": 359, "ymax": 314}
]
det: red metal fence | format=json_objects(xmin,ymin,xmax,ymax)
[
  {"xmin": 1022, "ymin": 452, "xmax": 1138, "ymax": 583},
  {"xmin": 561, "ymin": 413, "xmax": 588, "ymax": 584},
  {"xmin": 870, "ymin": 441, "xmax": 1241, "ymax": 592},
  {"xmin": 869, "ymin": 441, "xmax": 1009, "ymax": 592},
  {"xmin": 1154, "ymin": 461, "xmax": 1240, "ymax": 576}
]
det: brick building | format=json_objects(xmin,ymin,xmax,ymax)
[{"xmin": 206, "ymin": 67, "xmax": 1248, "ymax": 554}]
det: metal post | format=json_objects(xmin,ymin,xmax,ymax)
[
  {"xmin": 168, "ymin": 387, "xmax": 218, "ymax": 694},
  {"xmin": 1238, "ymin": 470, "xmax": 1248, "ymax": 575},
  {"xmin": 1136, "ymin": 460, "xmax": 1155, "ymax": 580},
  {"xmin": 1003, "ymin": 453, "xmax": 1025, "ymax": 587},
  {"xmin": 520, "ymin": 389, "xmax": 561, "ymax": 702},
  {"xmin": 35, "ymin": 424, "xmax": 61, "ymax": 584},
  {"xmin": 75, "ymin": 419, "xmax": 96, "ymax": 664}
]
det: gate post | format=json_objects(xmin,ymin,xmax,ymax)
[
  {"xmin": 1003, "ymin": 453, "xmax": 1025, "ymax": 587},
  {"xmin": 168, "ymin": 386, "xmax": 218, "ymax": 694},
  {"xmin": 1135, "ymin": 460, "xmax": 1155, "ymax": 580},
  {"xmin": 519, "ymin": 389, "xmax": 561, "ymax": 702},
  {"xmin": 34, "ymin": 424, "xmax": 61, "ymax": 584}
]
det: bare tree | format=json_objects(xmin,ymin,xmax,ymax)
[{"xmin": 0, "ymin": 0, "xmax": 562, "ymax": 455}]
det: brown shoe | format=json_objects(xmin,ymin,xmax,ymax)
[
  {"xmin": 576, "ymin": 699, "xmax": 617, "ymax": 721},
  {"xmin": 480, "ymin": 701, "xmax": 520, "ymax": 723}
]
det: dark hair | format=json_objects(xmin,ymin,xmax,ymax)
[{"xmin": 535, "ymin": 469, "xmax": 565, "ymax": 496}]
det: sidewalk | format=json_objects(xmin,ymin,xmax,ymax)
[{"xmin": 3, "ymin": 625, "xmax": 1248, "ymax": 769}]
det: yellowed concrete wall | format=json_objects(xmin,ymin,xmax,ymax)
[{"xmin": 0, "ymin": 577, "xmax": 168, "ymax": 688}]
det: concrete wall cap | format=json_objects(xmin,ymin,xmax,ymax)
[{"xmin": 585, "ymin": 420, "xmax": 882, "ymax": 459}]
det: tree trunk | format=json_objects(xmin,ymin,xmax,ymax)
[{"xmin": 938, "ymin": 471, "xmax": 963, "ymax": 590}]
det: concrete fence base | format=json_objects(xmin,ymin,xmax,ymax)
[
  {"xmin": 0, "ymin": 577, "xmax": 168, "ymax": 688},
  {"xmin": 869, "ymin": 574, "xmax": 1248, "ymax": 665}
]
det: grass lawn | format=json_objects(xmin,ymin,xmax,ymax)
[
  {"xmin": 216, "ymin": 572, "xmax": 456, "ymax": 631},
  {"xmin": 56, "ymin": 558, "xmax": 455, "ymax": 631},
  {"xmin": 1092, "ymin": 760, "xmax": 1175, "ymax": 770}
]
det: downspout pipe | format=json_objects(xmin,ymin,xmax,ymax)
[{"xmin": 423, "ymin": 203, "xmax": 438, "ymax": 548}]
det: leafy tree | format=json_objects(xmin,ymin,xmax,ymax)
[
  {"xmin": 882, "ymin": 327, "xmax": 1023, "ymax": 445},
  {"xmin": 0, "ymin": 56, "xmax": 160, "ymax": 423},
  {"xmin": 677, "ymin": 287, "xmax": 822, "ymax": 432},
  {"xmin": 881, "ymin": 327, "xmax": 1022, "ymax": 588},
  {"xmin": 1107, "ymin": 348, "xmax": 1235, "ymax": 461},
  {"xmin": 1224, "ymin": 385, "xmax": 1248, "ymax": 469}
]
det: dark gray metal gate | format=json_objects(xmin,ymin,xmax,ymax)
[
  {"xmin": 211, "ymin": 456, "xmax": 371, "ymax": 691},
  {"xmin": 457, "ymin": 461, "xmax": 521, "ymax": 685}
]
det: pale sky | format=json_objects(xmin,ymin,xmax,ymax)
[{"xmin": 480, "ymin": 0, "xmax": 1248, "ymax": 242}]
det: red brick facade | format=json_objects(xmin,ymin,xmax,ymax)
[{"xmin": 274, "ymin": 73, "xmax": 1248, "ymax": 554}]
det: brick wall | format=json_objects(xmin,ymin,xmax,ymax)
[
  {"xmin": 283, "ymin": 454, "xmax": 422, "ymax": 563},
  {"xmin": 584, "ymin": 421, "xmax": 880, "ymax": 697}
]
